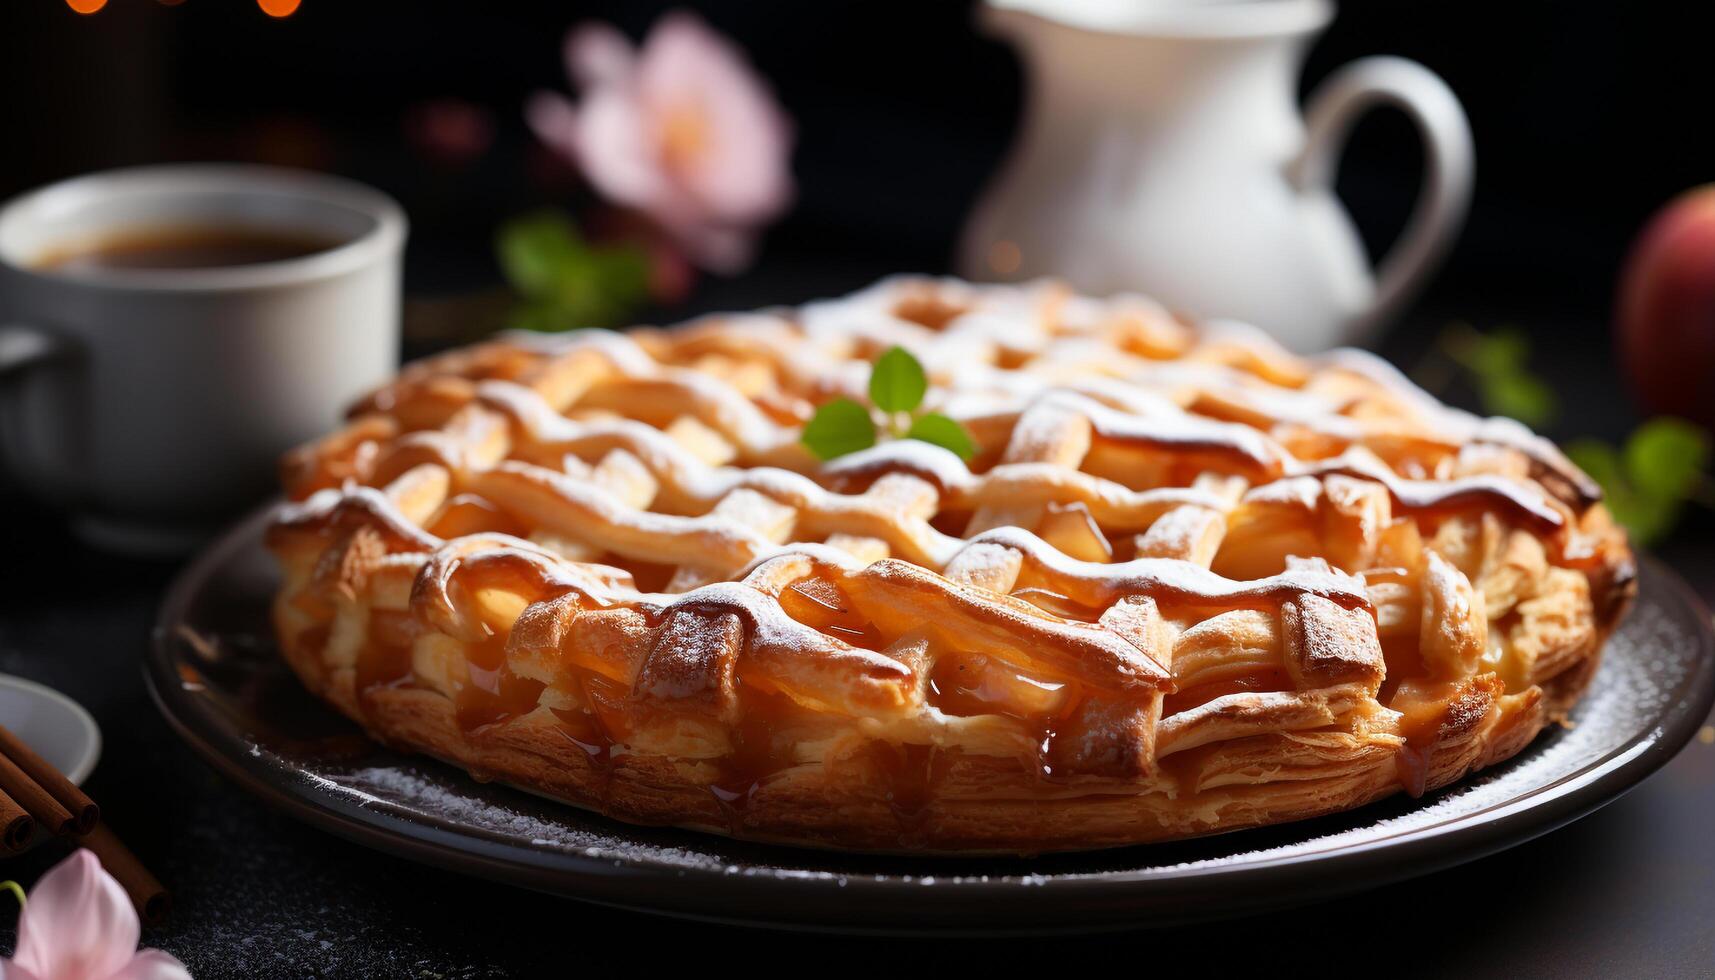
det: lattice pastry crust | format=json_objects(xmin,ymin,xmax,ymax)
[{"xmin": 269, "ymin": 277, "xmax": 1634, "ymax": 853}]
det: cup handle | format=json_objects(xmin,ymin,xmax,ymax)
[
  {"xmin": 1289, "ymin": 56, "xmax": 1475, "ymax": 337},
  {"xmin": 0, "ymin": 321, "xmax": 80, "ymax": 495},
  {"xmin": 0, "ymin": 322, "xmax": 74, "ymax": 375}
]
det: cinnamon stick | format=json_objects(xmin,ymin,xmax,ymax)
[
  {"xmin": 80, "ymin": 823, "xmax": 170, "ymax": 927},
  {"xmin": 0, "ymin": 787, "xmax": 33, "ymax": 852},
  {"xmin": 0, "ymin": 745, "xmax": 75, "ymax": 836},
  {"xmin": 0, "ymin": 725, "xmax": 98, "ymax": 834}
]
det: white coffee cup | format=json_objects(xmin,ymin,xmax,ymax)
[{"xmin": 0, "ymin": 164, "xmax": 406, "ymax": 554}]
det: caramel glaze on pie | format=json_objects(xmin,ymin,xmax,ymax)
[{"xmin": 267, "ymin": 276, "xmax": 1635, "ymax": 853}]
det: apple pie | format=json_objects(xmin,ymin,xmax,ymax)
[{"xmin": 268, "ymin": 276, "xmax": 1634, "ymax": 853}]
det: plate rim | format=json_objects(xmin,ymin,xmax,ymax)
[{"xmin": 146, "ymin": 505, "xmax": 1715, "ymax": 932}]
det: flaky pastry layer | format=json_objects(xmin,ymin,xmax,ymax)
[{"xmin": 269, "ymin": 276, "xmax": 1634, "ymax": 853}]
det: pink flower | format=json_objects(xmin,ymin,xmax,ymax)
[
  {"xmin": 1, "ymin": 851, "xmax": 188, "ymax": 980},
  {"xmin": 527, "ymin": 10, "xmax": 794, "ymax": 273}
]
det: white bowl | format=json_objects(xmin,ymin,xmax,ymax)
[{"xmin": 0, "ymin": 674, "xmax": 101, "ymax": 785}]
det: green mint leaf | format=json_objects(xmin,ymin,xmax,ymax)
[
  {"xmin": 1443, "ymin": 324, "xmax": 1527, "ymax": 376},
  {"xmin": 868, "ymin": 346, "xmax": 927, "ymax": 413},
  {"xmin": 570, "ymin": 243, "xmax": 651, "ymax": 328},
  {"xmin": 1566, "ymin": 441, "xmax": 1623, "ymax": 494},
  {"xmin": 1604, "ymin": 483, "xmax": 1675, "ymax": 546},
  {"xmin": 1567, "ymin": 436, "xmax": 1692, "ymax": 547},
  {"xmin": 801, "ymin": 398, "xmax": 876, "ymax": 460},
  {"xmin": 1438, "ymin": 324, "xmax": 1560, "ymax": 429},
  {"xmin": 906, "ymin": 412, "xmax": 976, "ymax": 462},
  {"xmin": 1623, "ymin": 417, "xmax": 1709, "ymax": 502},
  {"xmin": 592, "ymin": 243, "xmax": 651, "ymax": 299},
  {"xmin": 497, "ymin": 211, "xmax": 585, "ymax": 297},
  {"xmin": 499, "ymin": 212, "xmax": 651, "ymax": 331},
  {"xmin": 1481, "ymin": 373, "xmax": 1558, "ymax": 429},
  {"xmin": 1467, "ymin": 329, "xmax": 1529, "ymax": 376}
]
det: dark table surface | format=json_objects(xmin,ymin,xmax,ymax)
[{"xmin": 2, "ymin": 274, "xmax": 1713, "ymax": 978}]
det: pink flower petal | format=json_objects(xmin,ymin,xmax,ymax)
[
  {"xmin": 573, "ymin": 85, "xmax": 672, "ymax": 210},
  {"xmin": 635, "ymin": 11, "xmax": 794, "ymax": 225},
  {"xmin": 529, "ymin": 58, "xmax": 673, "ymax": 215},
  {"xmin": 564, "ymin": 21, "xmax": 635, "ymax": 89},
  {"xmin": 107, "ymin": 950, "xmax": 192, "ymax": 980},
  {"xmin": 12, "ymin": 851, "xmax": 138, "ymax": 980},
  {"xmin": 675, "ymin": 96, "xmax": 794, "ymax": 225},
  {"xmin": 525, "ymin": 90, "xmax": 585, "ymax": 162},
  {"xmin": 1, "ymin": 958, "xmax": 49, "ymax": 980},
  {"xmin": 532, "ymin": 11, "xmax": 794, "ymax": 275}
]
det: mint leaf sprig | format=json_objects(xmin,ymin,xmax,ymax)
[
  {"xmin": 496, "ymin": 211, "xmax": 650, "ymax": 331},
  {"xmin": 1438, "ymin": 323, "xmax": 1558, "ymax": 429},
  {"xmin": 1422, "ymin": 322, "xmax": 1714, "ymax": 547},
  {"xmin": 1567, "ymin": 419, "xmax": 1713, "ymax": 546},
  {"xmin": 800, "ymin": 346, "xmax": 976, "ymax": 462}
]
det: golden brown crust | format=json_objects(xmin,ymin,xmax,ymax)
[{"xmin": 267, "ymin": 276, "xmax": 1633, "ymax": 853}]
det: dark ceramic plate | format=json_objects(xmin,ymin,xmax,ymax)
[{"xmin": 147, "ymin": 506, "xmax": 1715, "ymax": 934}]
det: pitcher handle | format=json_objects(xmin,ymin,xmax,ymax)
[{"xmin": 1290, "ymin": 56, "xmax": 1474, "ymax": 337}]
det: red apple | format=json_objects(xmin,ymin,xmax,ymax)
[{"xmin": 1618, "ymin": 185, "xmax": 1715, "ymax": 429}]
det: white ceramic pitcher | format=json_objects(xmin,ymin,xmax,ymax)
[{"xmin": 958, "ymin": 0, "xmax": 1473, "ymax": 351}]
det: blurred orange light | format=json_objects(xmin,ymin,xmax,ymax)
[
  {"xmin": 65, "ymin": 0, "xmax": 106, "ymax": 13},
  {"xmin": 257, "ymin": 0, "xmax": 300, "ymax": 17}
]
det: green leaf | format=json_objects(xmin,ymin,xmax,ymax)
[
  {"xmin": 801, "ymin": 398, "xmax": 876, "ymax": 460},
  {"xmin": 593, "ymin": 243, "xmax": 651, "ymax": 297},
  {"xmin": 497, "ymin": 212, "xmax": 651, "ymax": 331},
  {"xmin": 1437, "ymin": 323, "xmax": 1562, "ymax": 429},
  {"xmin": 1567, "ymin": 435, "xmax": 1695, "ymax": 547},
  {"xmin": 1480, "ymin": 373, "xmax": 1558, "ymax": 429},
  {"xmin": 1565, "ymin": 440, "xmax": 1623, "ymax": 493},
  {"xmin": 906, "ymin": 412, "xmax": 976, "ymax": 461},
  {"xmin": 497, "ymin": 211, "xmax": 585, "ymax": 297},
  {"xmin": 1623, "ymin": 417, "xmax": 1709, "ymax": 501},
  {"xmin": 1466, "ymin": 329, "xmax": 1530, "ymax": 376},
  {"xmin": 1443, "ymin": 324, "xmax": 1528, "ymax": 376},
  {"xmin": 1605, "ymin": 483, "xmax": 1677, "ymax": 546},
  {"xmin": 868, "ymin": 346, "xmax": 927, "ymax": 413}
]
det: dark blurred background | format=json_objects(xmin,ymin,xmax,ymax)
[
  {"xmin": 10, "ymin": 0, "xmax": 1715, "ymax": 560},
  {"xmin": 5, "ymin": 5, "xmax": 1715, "ymax": 974},
  {"xmin": 5, "ymin": 0, "xmax": 1712, "ymax": 341}
]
